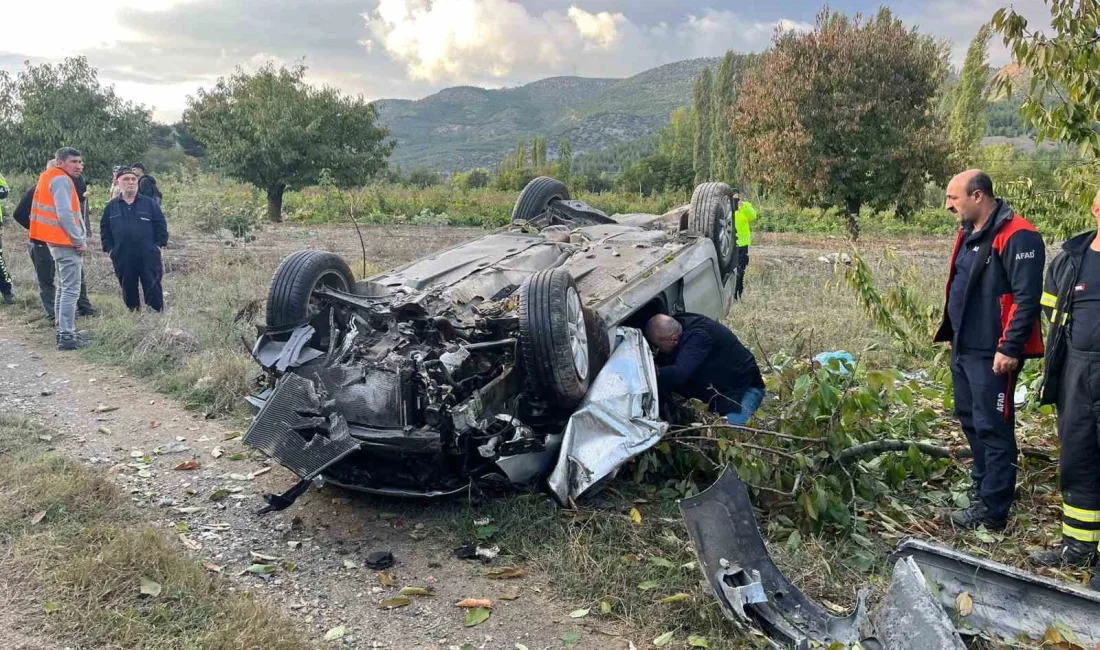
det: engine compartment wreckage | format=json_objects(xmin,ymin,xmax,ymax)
[
  {"xmin": 681, "ymin": 466, "xmax": 1100, "ymax": 649},
  {"xmin": 242, "ymin": 177, "xmax": 739, "ymax": 509}
]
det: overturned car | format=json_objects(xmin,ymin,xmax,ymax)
[{"xmin": 243, "ymin": 177, "xmax": 740, "ymax": 509}]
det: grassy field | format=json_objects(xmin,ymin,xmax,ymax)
[
  {"xmin": 0, "ymin": 208, "xmax": 1076, "ymax": 647},
  {"xmin": 0, "ymin": 415, "xmax": 312, "ymax": 650}
]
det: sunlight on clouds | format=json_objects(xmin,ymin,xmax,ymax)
[{"xmin": 566, "ymin": 7, "xmax": 625, "ymax": 50}]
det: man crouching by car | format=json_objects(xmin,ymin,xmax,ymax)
[{"xmin": 645, "ymin": 313, "xmax": 766, "ymax": 425}]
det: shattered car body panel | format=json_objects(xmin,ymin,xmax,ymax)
[
  {"xmin": 680, "ymin": 466, "xmax": 870, "ymax": 647},
  {"xmin": 244, "ymin": 192, "xmax": 735, "ymax": 501},
  {"xmin": 548, "ymin": 327, "xmax": 667, "ymax": 504},
  {"xmin": 892, "ymin": 538, "xmax": 1100, "ymax": 645},
  {"xmin": 683, "ymin": 466, "xmax": 1100, "ymax": 649}
]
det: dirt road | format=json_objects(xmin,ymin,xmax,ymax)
[{"xmin": 0, "ymin": 321, "xmax": 629, "ymax": 650}]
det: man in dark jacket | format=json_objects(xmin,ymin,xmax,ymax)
[
  {"xmin": 1029, "ymin": 189, "xmax": 1100, "ymax": 587},
  {"xmin": 101, "ymin": 167, "xmax": 168, "ymax": 311},
  {"xmin": 934, "ymin": 169, "xmax": 1045, "ymax": 531},
  {"xmin": 645, "ymin": 313, "xmax": 766, "ymax": 425},
  {"xmin": 12, "ymin": 160, "xmax": 97, "ymax": 319},
  {"xmin": 0, "ymin": 173, "xmax": 11, "ymax": 304},
  {"xmin": 131, "ymin": 163, "xmax": 162, "ymax": 205}
]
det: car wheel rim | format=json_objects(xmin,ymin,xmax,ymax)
[
  {"xmin": 718, "ymin": 195, "xmax": 734, "ymax": 263},
  {"xmin": 308, "ymin": 271, "xmax": 349, "ymax": 319},
  {"xmin": 566, "ymin": 289, "xmax": 589, "ymax": 381}
]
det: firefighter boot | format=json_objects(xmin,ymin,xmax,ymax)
[{"xmin": 1027, "ymin": 537, "xmax": 1098, "ymax": 569}]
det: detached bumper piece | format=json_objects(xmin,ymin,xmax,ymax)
[
  {"xmin": 892, "ymin": 538, "xmax": 1100, "ymax": 646},
  {"xmin": 683, "ymin": 466, "xmax": 1100, "ymax": 649},
  {"xmin": 680, "ymin": 466, "xmax": 871, "ymax": 648}
]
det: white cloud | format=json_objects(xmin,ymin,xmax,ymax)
[
  {"xmin": 364, "ymin": 0, "xmax": 806, "ymax": 84},
  {"xmin": 567, "ymin": 7, "xmax": 625, "ymax": 50}
]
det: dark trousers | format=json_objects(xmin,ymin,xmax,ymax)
[
  {"xmin": 28, "ymin": 240, "xmax": 91, "ymax": 318},
  {"xmin": 952, "ymin": 353, "xmax": 1018, "ymax": 520},
  {"xmin": 1055, "ymin": 346, "xmax": 1100, "ymax": 546},
  {"xmin": 0, "ymin": 232, "xmax": 12, "ymax": 296},
  {"xmin": 111, "ymin": 248, "xmax": 163, "ymax": 312},
  {"xmin": 734, "ymin": 246, "xmax": 749, "ymax": 300}
]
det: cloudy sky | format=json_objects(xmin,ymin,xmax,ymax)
[{"xmin": 2, "ymin": 0, "xmax": 1050, "ymax": 122}]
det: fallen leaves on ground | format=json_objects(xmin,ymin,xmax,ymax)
[
  {"xmin": 323, "ymin": 626, "xmax": 346, "ymax": 641},
  {"xmin": 30, "ymin": 510, "xmax": 47, "ymax": 525},
  {"xmin": 499, "ymin": 588, "xmax": 521, "ymax": 601},
  {"xmin": 956, "ymin": 591, "xmax": 973, "ymax": 617},
  {"xmin": 629, "ymin": 507, "xmax": 642, "ymax": 524},
  {"xmin": 464, "ymin": 607, "xmax": 491, "ymax": 627},
  {"xmin": 379, "ymin": 571, "xmax": 395, "ymax": 586},
  {"xmin": 455, "ymin": 598, "xmax": 492, "ymax": 608},
  {"xmin": 92, "ymin": 404, "xmax": 118, "ymax": 413},
  {"xmin": 174, "ymin": 460, "xmax": 200, "ymax": 471},
  {"xmin": 638, "ymin": 580, "xmax": 660, "ymax": 591},
  {"xmin": 658, "ymin": 593, "xmax": 691, "ymax": 604},
  {"xmin": 139, "ymin": 577, "xmax": 162, "ymax": 597},
  {"xmin": 202, "ymin": 561, "xmax": 223, "ymax": 573},
  {"xmin": 179, "ymin": 534, "xmax": 202, "ymax": 551},
  {"xmin": 378, "ymin": 596, "xmax": 410, "ymax": 609},
  {"xmin": 246, "ymin": 564, "xmax": 276, "ymax": 575},
  {"xmin": 569, "ymin": 608, "xmax": 589, "ymax": 618},
  {"xmin": 485, "ymin": 566, "xmax": 527, "ymax": 579},
  {"xmin": 600, "ymin": 600, "xmax": 613, "ymax": 614},
  {"xmin": 250, "ymin": 551, "xmax": 282, "ymax": 562},
  {"xmin": 561, "ymin": 631, "xmax": 582, "ymax": 647},
  {"xmin": 653, "ymin": 631, "xmax": 675, "ymax": 647},
  {"xmin": 688, "ymin": 636, "xmax": 710, "ymax": 648},
  {"xmin": 399, "ymin": 586, "xmax": 434, "ymax": 596},
  {"xmin": 43, "ymin": 601, "xmax": 62, "ymax": 614}
]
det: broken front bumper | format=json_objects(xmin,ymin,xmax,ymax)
[{"xmin": 682, "ymin": 466, "xmax": 1100, "ymax": 648}]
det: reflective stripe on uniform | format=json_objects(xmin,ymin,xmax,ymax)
[
  {"xmin": 1063, "ymin": 523, "xmax": 1100, "ymax": 542},
  {"xmin": 1064, "ymin": 503, "xmax": 1100, "ymax": 523},
  {"xmin": 31, "ymin": 201, "xmax": 57, "ymax": 216},
  {"xmin": 1041, "ymin": 291, "xmax": 1058, "ymax": 308},
  {"xmin": 1051, "ymin": 309, "xmax": 1070, "ymax": 325}
]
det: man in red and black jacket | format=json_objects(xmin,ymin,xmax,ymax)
[{"xmin": 934, "ymin": 170, "xmax": 1044, "ymax": 531}]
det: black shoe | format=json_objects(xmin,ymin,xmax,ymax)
[
  {"xmin": 77, "ymin": 306, "xmax": 99, "ymax": 317},
  {"xmin": 57, "ymin": 333, "xmax": 87, "ymax": 351},
  {"xmin": 1, "ymin": 292, "xmax": 12, "ymax": 305},
  {"xmin": 950, "ymin": 502, "xmax": 1007, "ymax": 531},
  {"xmin": 1028, "ymin": 538, "xmax": 1099, "ymax": 568}
]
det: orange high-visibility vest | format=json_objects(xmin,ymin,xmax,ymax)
[{"xmin": 30, "ymin": 167, "xmax": 81, "ymax": 247}]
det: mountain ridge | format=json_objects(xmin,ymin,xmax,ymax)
[{"xmin": 372, "ymin": 57, "xmax": 723, "ymax": 171}]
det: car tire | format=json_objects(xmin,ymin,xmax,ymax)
[
  {"xmin": 689, "ymin": 182, "xmax": 738, "ymax": 275},
  {"xmin": 266, "ymin": 250, "xmax": 354, "ymax": 335},
  {"xmin": 512, "ymin": 176, "xmax": 570, "ymax": 222},
  {"xmin": 519, "ymin": 268, "xmax": 590, "ymax": 407}
]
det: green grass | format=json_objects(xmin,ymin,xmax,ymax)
[{"xmin": 0, "ymin": 415, "xmax": 313, "ymax": 650}]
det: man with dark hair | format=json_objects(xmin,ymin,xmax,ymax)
[
  {"xmin": 934, "ymin": 169, "xmax": 1045, "ymax": 530},
  {"xmin": 130, "ymin": 162, "xmax": 162, "ymax": 205},
  {"xmin": 31, "ymin": 147, "xmax": 89, "ymax": 349},
  {"xmin": 101, "ymin": 167, "xmax": 168, "ymax": 311},
  {"xmin": 1029, "ymin": 189, "xmax": 1100, "ymax": 588},
  {"xmin": 13, "ymin": 159, "xmax": 97, "ymax": 320},
  {"xmin": 644, "ymin": 313, "xmax": 766, "ymax": 425}
]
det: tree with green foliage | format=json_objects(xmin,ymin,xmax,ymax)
[
  {"xmin": 183, "ymin": 63, "xmax": 391, "ymax": 222},
  {"xmin": 659, "ymin": 106, "xmax": 694, "ymax": 165},
  {"xmin": 557, "ymin": 139, "xmax": 573, "ymax": 178},
  {"xmin": 0, "ymin": 57, "xmax": 152, "ymax": 178},
  {"xmin": 692, "ymin": 68, "xmax": 714, "ymax": 183},
  {"xmin": 734, "ymin": 8, "xmax": 952, "ymax": 238},
  {"xmin": 533, "ymin": 137, "xmax": 547, "ymax": 171},
  {"xmin": 711, "ymin": 52, "xmax": 742, "ymax": 184},
  {"xmin": 992, "ymin": 1, "xmax": 1100, "ymax": 157},
  {"xmin": 949, "ymin": 25, "xmax": 992, "ymax": 167}
]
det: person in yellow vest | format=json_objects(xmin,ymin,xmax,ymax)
[
  {"xmin": 733, "ymin": 191, "xmax": 757, "ymax": 301},
  {"xmin": 31, "ymin": 147, "xmax": 88, "ymax": 350}
]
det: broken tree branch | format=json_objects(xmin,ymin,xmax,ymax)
[
  {"xmin": 668, "ymin": 424, "xmax": 828, "ymax": 445},
  {"xmin": 832, "ymin": 440, "xmax": 1054, "ymax": 464}
]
